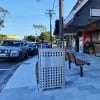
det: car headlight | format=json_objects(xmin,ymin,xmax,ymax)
[{"xmin": 4, "ymin": 50, "xmax": 8, "ymax": 53}]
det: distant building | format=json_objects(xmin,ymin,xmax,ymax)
[
  {"xmin": 0, "ymin": 34, "xmax": 20, "ymax": 41},
  {"xmin": 6, "ymin": 35, "xmax": 20, "ymax": 39}
]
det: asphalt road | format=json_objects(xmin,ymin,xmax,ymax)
[
  {"xmin": 0, "ymin": 55, "xmax": 36, "ymax": 92},
  {"xmin": 0, "ymin": 59, "xmax": 21, "ymax": 92},
  {"xmin": 0, "ymin": 59, "xmax": 17, "ymax": 69}
]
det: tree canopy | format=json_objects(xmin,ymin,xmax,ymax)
[
  {"xmin": 33, "ymin": 24, "xmax": 47, "ymax": 33},
  {"xmin": 25, "ymin": 35, "xmax": 35, "ymax": 42},
  {"xmin": 39, "ymin": 32, "xmax": 50, "ymax": 42},
  {"xmin": 0, "ymin": 6, "xmax": 8, "ymax": 29}
]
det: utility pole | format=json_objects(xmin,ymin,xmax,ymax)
[
  {"xmin": 59, "ymin": 0, "xmax": 64, "ymax": 48},
  {"xmin": 35, "ymin": 30, "xmax": 37, "ymax": 42},
  {"xmin": 45, "ymin": 10, "xmax": 55, "ymax": 48}
]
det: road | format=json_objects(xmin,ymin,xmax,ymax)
[
  {"xmin": 0, "ymin": 59, "xmax": 22, "ymax": 92},
  {"xmin": 0, "ymin": 59, "xmax": 18, "ymax": 69},
  {"xmin": 0, "ymin": 55, "xmax": 35, "ymax": 91},
  {"xmin": 0, "ymin": 54, "xmax": 37, "ymax": 92}
]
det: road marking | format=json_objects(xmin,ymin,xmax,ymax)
[
  {"xmin": 0, "ymin": 69, "xmax": 12, "ymax": 71},
  {"xmin": 0, "ymin": 56, "xmax": 35, "ymax": 71}
]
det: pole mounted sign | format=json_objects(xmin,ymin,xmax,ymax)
[{"xmin": 90, "ymin": 8, "xmax": 100, "ymax": 17}]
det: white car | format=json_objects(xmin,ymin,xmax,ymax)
[{"xmin": 0, "ymin": 39, "xmax": 28, "ymax": 61}]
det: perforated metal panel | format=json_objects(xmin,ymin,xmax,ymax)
[{"xmin": 39, "ymin": 48, "xmax": 65, "ymax": 90}]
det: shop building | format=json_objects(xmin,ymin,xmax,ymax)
[{"xmin": 64, "ymin": 0, "xmax": 100, "ymax": 53}]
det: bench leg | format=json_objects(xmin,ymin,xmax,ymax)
[
  {"xmin": 69, "ymin": 61, "xmax": 71, "ymax": 69},
  {"xmin": 80, "ymin": 66, "xmax": 83, "ymax": 77}
]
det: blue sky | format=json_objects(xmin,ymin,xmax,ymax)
[{"xmin": 0, "ymin": 0, "xmax": 77, "ymax": 38}]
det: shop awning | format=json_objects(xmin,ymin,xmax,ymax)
[{"xmin": 64, "ymin": 0, "xmax": 100, "ymax": 33}]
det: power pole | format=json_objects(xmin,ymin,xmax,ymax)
[
  {"xmin": 59, "ymin": 0, "xmax": 64, "ymax": 48},
  {"xmin": 45, "ymin": 10, "xmax": 55, "ymax": 48}
]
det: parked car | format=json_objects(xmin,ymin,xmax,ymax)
[
  {"xmin": 27, "ymin": 42, "xmax": 38, "ymax": 55},
  {"xmin": 0, "ymin": 39, "xmax": 28, "ymax": 61},
  {"xmin": 36, "ymin": 42, "xmax": 50, "ymax": 48},
  {"xmin": 42, "ymin": 42, "xmax": 50, "ymax": 48}
]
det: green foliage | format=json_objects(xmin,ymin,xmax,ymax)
[
  {"xmin": 25, "ymin": 33, "xmax": 57, "ymax": 43},
  {"xmin": 33, "ymin": 24, "xmax": 47, "ymax": 32},
  {"xmin": 25, "ymin": 35, "xmax": 35, "ymax": 42},
  {"xmin": 0, "ymin": 6, "xmax": 9, "ymax": 29},
  {"xmin": 0, "ymin": 38, "xmax": 1, "ymax": 43},
  {"xmin": 39, "ymin": 32, "xmax": 50, "ymax": 42},
  {"xmin": 30, "ymin": 24, "xmax": 57, "ymax": 43},
  {"xmin": 33, "ymin": 24, "xmax": 50, "ymax": 42},
  {"xmin": 0, "ymin": 19, "xmax": 4, "ymax": 28},
  {"xmin": 84, "ymin": 42, "xmax": 94, "ymax": 54},
  {"xmin": 52, "ymin": 36, "xmax": 57, "ymax": 43}
]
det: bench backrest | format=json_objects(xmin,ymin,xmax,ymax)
[
  {"xmin": 94, "ymin": 44, "xmax": 100, "ymax": 53},
  {"xmin": 65, "ymin": 52, "xmax": 69, "ymax": 60},
  {"xmin": 66, "ymin": 52, "xmax": 76, "ymax": 63}
]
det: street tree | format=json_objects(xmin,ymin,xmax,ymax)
[
  {"xmin": 39, "ymin": 31, "xmax": 50, "ymax": 42},
  {"xmin": 33, "ymin": 24, "xmax": 47, "ymax": 34},
  {"xmin": 52, "ymin": 35, "xmax": 57, "ymax": 43},
  {"xmin": 25, "ymin": 35, "xmax": 35, "ymax": 42},
  {"xmin": 0, "ymin": 6, "xmax": 8, "ymax": 29}
]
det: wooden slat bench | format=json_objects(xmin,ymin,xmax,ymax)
[
  {"xmin": 65, "ymin": 52, "xmax": 90, "ymax": 77},
  {"xmin": 94, "ymin": 44, "xmax": 100, "ymax": 56},
  {"xmin": 35, "ymin": 61, "xmax": 39, "ymax": 84}
]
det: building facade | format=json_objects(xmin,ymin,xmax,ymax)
[{"xmin": 64, "ymin": 0, "xmax": 100, "ymax": 53}]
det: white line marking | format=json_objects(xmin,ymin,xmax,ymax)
[{"xmin": 0, "ymin": 69, "xmax": 12, "ymax": 71}]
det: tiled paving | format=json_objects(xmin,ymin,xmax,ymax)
[{"xmin": 0, "ymin": 54, "xmax": 100, "ymax": 100}]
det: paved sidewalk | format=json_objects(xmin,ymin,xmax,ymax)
[{"xmin": 0, "ymin": 54, "xmax": 100, "ymax": 100}]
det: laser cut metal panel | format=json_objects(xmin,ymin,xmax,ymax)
[{"xmin": 39, "ymin": 48, "xmax": 65, "ymax": 90}]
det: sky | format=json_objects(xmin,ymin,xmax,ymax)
[{"xmin": 0, "ymin": 0, "xmax": 77, "ymax": 39}]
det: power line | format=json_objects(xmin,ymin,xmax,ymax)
[{"xmin": 5, "ymin": 14, "xmax": 47, "ymax": 19}]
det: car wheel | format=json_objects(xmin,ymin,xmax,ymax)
[
  {"xmin": 24, "ymin": 53, "xmax": 28, "ymax": 59},
  {"xmin": 17, "ymin": 53, "xmax": 23, "ymax": 62}
]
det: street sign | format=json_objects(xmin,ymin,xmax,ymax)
[{"xmin": 90, "ymin": 8, "xmax": 100, "ymax": 17}]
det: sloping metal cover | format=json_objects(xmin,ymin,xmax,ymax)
[{"xmin": 64, "ymin": 25, "xmax": 81, "ymax": 33}]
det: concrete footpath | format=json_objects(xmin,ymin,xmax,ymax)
[{"xmin": 0, "ymin": 54, "xmax": 100, "ymax": 100}]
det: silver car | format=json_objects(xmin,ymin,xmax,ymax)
[{"xmin": 0, "ymin": 39, "xmax": 28, "ymax": 61}]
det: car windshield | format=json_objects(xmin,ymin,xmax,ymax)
[
  {"xmin": 27, "ymin": 42, "xmax": 36, "ymax": 47},
  {"xmin": 1, "ymin": 40, "xmax": 21, "ymax": 46},
  {"xmin": 27, "ymin": 43, "xmax": 33, "ymax": 47},
  {"xmin": 28, "ymin": 44, "xmax": 33, "ymax": 47}
]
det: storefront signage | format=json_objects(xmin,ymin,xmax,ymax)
[
  {"xmin": 84, "ymin": 23, "xmax": 96, "ymax": 31},
  {"xmin": 90, "ymin": 8, "xmax": 100, "ymax": 17}
]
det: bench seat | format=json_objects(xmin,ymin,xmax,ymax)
[{"xmin": 65, "ymin": 52, "xmax": 90, "ymax": 77}]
